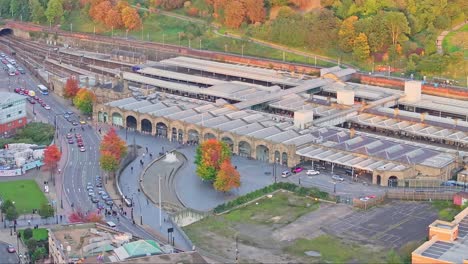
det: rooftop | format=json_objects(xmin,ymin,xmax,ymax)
[{"xmin": 0, "ymin": 92, "xmax": 26, "ymax": 105}]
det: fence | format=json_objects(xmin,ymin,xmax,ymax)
[
  {"xmin": 386, "ymin": 189, "xmax": 455, "ymax": 201},
  {"xmin": 353, "ymin": 195, "xmax": 385, "ymax": 210}
]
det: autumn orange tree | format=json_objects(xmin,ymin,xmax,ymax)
[
  {"xmin": 214, "ymin": 160, "xmax": 241, "ymax": 192},
  {"xmin": 73, "ymin": 88, "xmax": 96, "ymax": 114},
  {"xmin": 43, "ymin": 144, "xmax": 62, "ymax": 185},
  {"xmin": 43, "ymin": 144, "xmax": 61, "ymax": 171},
  {"xmin": 64, "ymin": 76, "xmax": 79, "ymax": 98},
  {"xmin": 99, "ymin": 128, "xmax": 127, "ymax": 178},
  {"xmin": 87, "ymin": 0, "xmax": 141, "ymax": 31},
  {"xmin": 69, "ymin": 209, "xmax": 103, "ymax": 223}
]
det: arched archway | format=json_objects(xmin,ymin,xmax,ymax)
[
  {"xmin": 282, "ymin": 152, "xmax": 288, "ymax": 166},
  {"xmin": 141, "ymin": 119, "xmax": 152, "ymax": 134},
  {"xmin": 274, "ymin": 151, "xmax": 280, "ymax": 163},
  {"xmin": 178, "ymin": 129, "xmax": 184, "ymax": 142},
  {"xmin": 377, "ymin": 175, "xmax": 382, "ymax": 185},
  {"xmin": 112, "ymin": 112, "xmax": 123, "ymax": 126},
  {"xmin": 188, "ymin": 129, "xmax": 199, "ymax": 144},
  {"xmin": 238, "ymin": 141, "xmax": 252, "ymax": 157},
  {"xmin": 126, "ymin": 115, "xmax": 137, "ymax": 130},
  {"xmin": 221, "ymin": 137, "xmax": 234, "ymax": 151},
  {"xmin": 156, "ymin": 122, "xmax": 168, "ymax": 138},
  {"xmin": 204, "ymin": 133, "xmax": 216, "ymax": 141},
  {"xmin": 256, "ymin": 145, "xmax": 269, "ymax": 162},
  {"xmin": 388, "ymin": 176, "xmax": 398, "ymax": 187}
]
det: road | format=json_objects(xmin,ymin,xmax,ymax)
[
  {"xmin": 0, "ymin": 48, "xmax": 159, "ymax": 243},
  {"xmin": 0, "ymin": 241, "xmax": 19, "ymax": 264}
]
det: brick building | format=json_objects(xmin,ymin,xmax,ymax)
[{"xmin": 0, "ymin": 92, "xmax": 26, "ymax": 136}]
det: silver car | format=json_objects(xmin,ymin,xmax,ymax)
[{"xmin": 332, "ymin": 175, "xmax": 344, "ymax": 182}]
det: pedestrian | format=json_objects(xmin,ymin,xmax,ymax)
[
  {"xmin": 28, "ymin": 220, "xmax": 31, "ymax": 226},
  {"xmin": 60, "ymin": 215, "xmax": 62, "ymax": 221},
  {"xmin": 149, "ymin": 153, "xmax": 153, "ymax": 159},
  {"xmin": 142, "ymin": 153, "xmax": 146, "ymax": 158},
  {"xmin": 131, "ymin": 166, "xmax": 133, "ymax": 172},
  {"xmin": 145, "ymin": 147, "xmax": 148, "ymax": 153},
  {"xmin": 117, "ymin": 217, "xmax": 120, "ymax": 222}
]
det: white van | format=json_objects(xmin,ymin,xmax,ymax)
[{"xmin": 106, "ymin": 221, "xmax": 116, "ymax": 228}]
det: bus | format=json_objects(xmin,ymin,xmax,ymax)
[
  {"xmin": 6, "ymin": 64, "xmax": 16, "ymax": 76},
  {"xmin": 37, "ymin": 84, "xmax": 49, "ymax": 95}
]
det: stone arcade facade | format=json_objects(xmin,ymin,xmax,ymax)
[{"xmin": 94, "ymin": 104, "xmax": 299, "ymax": 167}]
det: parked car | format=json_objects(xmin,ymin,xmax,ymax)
[
  {"xmin": 91, "ymin": 197, "xmax": 99, "ymax": 203},
  {"xmin": 314, "ymin": 165, "xmax": 326, "ymax": 170},
  {"xmin": 44, "ymin": 104, "xmax": 51, "ymax": 110},
  {"xmin": 17, "ymin": 67, "xmax": 25, "ymax": 74},
  {"xmin": 281, "ymin": 170, "xmax": 291, "ymax": 178},
  {"xmin": 105, "ymin": 200, "xmax": 114, "ymax": 206},
  {"xmin": 291, "ymin": 166, "xmax": 304, "ymax": 174},
  {"xmin": 331, "ymin": 175, "xmax": 344, "ymax": 182},
  {"xmin": 306, "ymin": 170, "xmax": 320, "ymax": 176},
  {"xmin": 72, "ymin": 121, "xmax": 79, "ymax": 126}
]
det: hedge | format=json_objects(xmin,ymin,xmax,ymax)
[{"xmin": 213, "ymin": 182, "xmax": 330, "ymax": 213}]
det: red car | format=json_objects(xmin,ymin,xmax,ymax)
[
  {"xmin": 6, "ymin": 244, "xmax": 15, "ymax": 253},
  {"xmin": 14, "ymin": 88, "xmax": 20, "ymax": 93},
  {"xmin": 291, "ymin": 167, "xmax": 304, "ymax": 174}
]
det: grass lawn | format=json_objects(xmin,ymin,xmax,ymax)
[
  {"xmin": 285, "ymin": 235, "xmax": 386, "ymax": 263},
  {"xmin": 183, "ymin": 191, "xmax": 319, "ymax": 252},
  {"xmin": 0, "ymin": 180, "xmax": 48, "ymax": 214},
  {"xmin": 223, "ymin": 191, "xmax": 319, "ymax": 225},
  {"xmin": 19, "ymin": 228, "xmax": 48, "ymax": 241}
]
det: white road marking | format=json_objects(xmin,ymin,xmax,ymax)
[
  {"xmin": 67, "ymin": 188, "xmax": 70, "ymax": 193},
  {"xmin": 78, "ymin": 188, "xmax": 80, "ymax": 192}
]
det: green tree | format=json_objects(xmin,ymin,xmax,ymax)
[
  {"xmin": 383, "ymin": 11, "xmax": 410, "ymax": 45},
  {"xmin": 25, "ymin": 238, "xmax": 38, "ymax": 252},
  {"xmin": 23, "ymin": 228, "xmax": 33, "ymax": 240},
  {"xmin": 73, "ymin": 88, "xmax": 96, "ymax": 114},
  {"xmin": 338, "ymin": 16, "xmax": 358, "ymax": 53},
  {"xmin": 31, "ymin": 247, "xmax": 47, "ymax": 261},
  {"xmin": 30, "ymin": 0, "xmax": 46, "ymax": 23},
  {"xmin": 0, "ymin": 199, "xmax": 14, "ymax": 213},
  {"xmin": 38, "ymin": 203, "xmax": 54, "ymax": 219},
  {"xmin": 0, "ymin": 0, "xmax": 11, "ymax": 17},
  {"xmin": 5, "ymin": 206, "xmax": 18, "ymax": 221},
  {"xmin": 352, "ymin": 32, "xmax": 370, "ymax": 61},
  {"xmin": 100, "ymin": 152, "xmax": 119, "ymax": 177},
  {"xmin": 386, "ymin": 249, "xmax": 403, "ymax": 264},
  {"xmin": 45, "ymin": 0, "xmax": 63, "ymax": 24},
  {"xmin": 355, "ymin": 15, "xmax": 390, "ymax": 53}
]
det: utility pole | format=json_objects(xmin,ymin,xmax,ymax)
[{"xmin": 159, "ymin": 174, "xmax": 162, "ymax": 229}]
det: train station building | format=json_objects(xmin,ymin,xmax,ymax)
[{"xmin": 94, "ymin": 57, "xmax": 465, "ymax": 187}]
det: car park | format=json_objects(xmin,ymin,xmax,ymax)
[
  {"xmin": 291, "ymin": 167, "xmax": 304, "ymax": 174},
  {"xmin": 332, "ymin": 175, "xmax": 344, "ymax": 182},
  {"xmin": 306, "ymin": 170, "xmax": 320, "ymax": 176},
  {"xmin": 281, "ymin": 170, "xmax": 291, "ymax": 178}
]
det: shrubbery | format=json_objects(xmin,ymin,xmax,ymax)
[
  {"xmin": 0, "ymin": 122, "xmax": 54, "ymax": 147},
  {"xmin": 213, "ymin": 182, "xmax": 329, "ymax": 213}
]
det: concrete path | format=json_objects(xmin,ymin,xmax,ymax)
[{"xmin": 436, "ymin": 20, "xmax": 467, "ymax": 54}]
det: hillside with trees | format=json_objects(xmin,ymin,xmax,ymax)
[{"xmin": 1, "ymin": 0, "xmax": 466, "ymax": 83}]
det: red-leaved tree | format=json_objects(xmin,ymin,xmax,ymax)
[
  {"xmin": 43, "ymin": 144, "xmax": 61, "ymax": 171},
  {"xmin": 69, "ymin": 209, "xmax": 104, "ymax": 223},
  {"xmin": 64, "ymin": 76, "xmax": 79, "ymax": 98},
  {"xmin": 99, "ymin": 128, "xmax": 127, "ymax": 178},
  {"xmin": 214, "ymin": 160, "xmax": 241, "ymax": 192}
]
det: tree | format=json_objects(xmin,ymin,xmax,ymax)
[
  {"xmin": 224, "ymin": 1, "xmax": 246, "ymax": 28},
  {"xmin": 243, "ymin": 0, "xmax": 265, "ymax": 24},
  {"xmin": 1, "ymin": 199, "xmax": 14, "ymax": 214},
  {"xmin": 43, "ymin": 144, "xmax": 61, "ymax": 172},
  {"xmin": 45, "ymin": 0, "xmax": 64, "ymax": 24},
  {"xmin": 68, "ymin": 209, "xmax": 103, "ymax": 223},
  {"xmin": 386, "ymin": 249, "xmax": 403, "ymax": 264},
  {"xmin": 383, "ymin": 11, "xmax": 410, "ymax": 45},
  {"xmin": 353, "ymin": 32, "xmax": 370, "ymax": 61},
  {"xmin": 25, "ymin": 238, "xmax": 38, "ymax": 252},
  {"xmin": 338, "ymin": 16, "xmax": 358, "ymax": 53},
  {"xmin": 5, "ymin": 206, "xmax": 18, "ymax": 221},
  {"xmin": 23, "ymin": 228, "xmax": 33, "ymax": 240},
  {"xmin": 100, "ymin": 151, "xmax": 120, "ymax": 176},
  {"xmin": 38, "ymin": 203, "xmax": 54, "ymax": 219},
  {"xmin": 100, "ymin": 128, "xmax": 127, "ymax": 160},
  {"xmin": 89, "ymin": 0, "xmax": 112, "ymax": 23},
  {"xmin": 214, "ymin": 160, "xmax": 241, "ymax": 192},
  {"xmin": 73, "ymin": 88, "xmax": 96, "ymax": 114},
  {"xmin": 30, "ymin": 0, "xmax": 46, "ymax": 23},
  {"xmin": 121, "ymin": 6, "xmax": 142, "ymax": 30},
  {"xmin": 104, "ymin": 8, "xmax": 123, "ymax": 29},
  {"xmin": 194, "ymin": 139, "xmax": 231, "ymax": 182},
  {"xmin": 64, "ymin": 76, "xmax": 79, "ymax": 98},
  {"xmin": 31, "ymin": 247, "xmax": 47, "ymax": 262}
]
